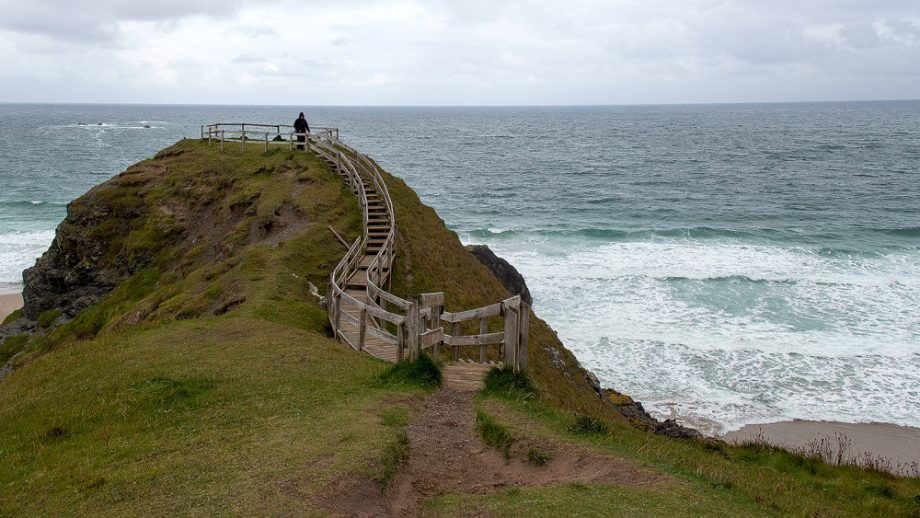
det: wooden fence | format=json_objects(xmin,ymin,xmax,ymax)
[{"xmin": 204, "ymin": 123, "xmax": 529, "ymax": 371}]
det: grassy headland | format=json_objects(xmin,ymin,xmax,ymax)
[{"xmin": 0, "ymin": 140, "xmax": 918, "ymax": 516}]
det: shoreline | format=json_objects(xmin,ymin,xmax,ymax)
[
  {"xmin": 0, "ymin": 291, "xmax": 23, "ymax": 322},
  {"xmin": 721, "ymin": 420, "xmax": 920, "ymax": 474}
]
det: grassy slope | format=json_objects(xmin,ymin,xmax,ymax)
[
  {"xmin": 1, "ymin": 141, "xmax": 427, "ymax": 514},
  {"xmin": 1, "ymin": 141, "xmax": 918, "ymax": 516}
]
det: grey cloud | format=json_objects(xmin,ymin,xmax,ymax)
[{"xmin": 0, "ymin": 0, "xmax": 246, "ymax": 41}]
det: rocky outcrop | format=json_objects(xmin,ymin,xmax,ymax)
[
  {"xmin": 21, "ymin": 184, "xmax": 150, "ymax": 322},
  {"xmin": 604, "ymin": 388, "xmax": 702, "ymax": 439},
  {"xmin": 465, "ymin": 244, "xmax": 532, "ymax": 306}
]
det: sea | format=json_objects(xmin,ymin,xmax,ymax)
[{"xmin": 1, "ymin": 102, "xmax": 918, "ymax": 434}]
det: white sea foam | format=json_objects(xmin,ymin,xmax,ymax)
[
  {"xmin": 0, "ymin": 230, "xmax": 55, "ymax": 287},
  {"xmin": 477, "ymin": 237, "xmax": 920, "ymax": 434}
]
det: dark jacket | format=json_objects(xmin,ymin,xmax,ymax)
[{"xmin": 294, "ymin": 117, "xmax": 309, "ymax": 133}]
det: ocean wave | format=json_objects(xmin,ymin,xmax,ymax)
[
  {"xmin": 877, "ymin": 227, "xmax": 920, "ymax": 237},
  {"xmin": 466, "ymin": 226, "xmax": 793, "ymax": 242},
  {"xmin": 0, "ymin": 200, "xmax": 67, "ymax": 209}
]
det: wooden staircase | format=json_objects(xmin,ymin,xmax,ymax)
[{"xmin": 313, "ymin": 136, "xmax": 528, "ymax": 393}]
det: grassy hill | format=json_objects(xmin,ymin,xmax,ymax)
[{"xmin": 1, "ymin": 140, "xmax": 918, "ymax": 516}]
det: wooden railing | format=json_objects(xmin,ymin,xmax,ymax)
[{"xmin": 204, "ymin": 123, "xmax": 529, "ymax": 371}]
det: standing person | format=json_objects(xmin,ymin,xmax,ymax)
[{"xmin": 294, "ymin": 112, "xmax": 310, "ymax": 150}]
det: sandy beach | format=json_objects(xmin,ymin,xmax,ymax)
[
  {"xmin": 723, "ymin": 420, "xmax": 920, "ymax": 473},
  {"xmin": 0, "ymin": 292, "xmax": 23, "ymax": 322}
]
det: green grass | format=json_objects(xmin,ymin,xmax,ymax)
[
  {"xmin": 37, "ymin": 309, "xmax": 61, "ymax": 328},
  {"xmin": 475, "ymin": 409, "xmax": 515, "ymax": 459},
  {"xmin": 0, "ymin": 317, "xmax": 427, "ymax": 515},
  {"xmin": 481, "ymin": 366, "xmax": 537, "ymax": 400},
  {"xmin": 379, "ymin": 354, "xmax": 442, "ymax": 388},
  {"xmin": 427, "ymin": 482, "xmax": 767, "ymax": 518},
  {"xmin": 466, "ymin": 396, "xmax": 920, "ymax": 517},
  {"xmin": 2, "ymin": 308, "xmax": 22, "ymax": 325}
]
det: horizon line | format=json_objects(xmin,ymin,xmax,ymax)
[{"xmin": 1, "ymin": 98, "xmax": 919, "ymax": 109}]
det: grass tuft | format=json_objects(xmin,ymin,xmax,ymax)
[
  {"xmin": 376, "ymin": 430, "xmax": 410, "ymax": 488},
  {"xmin": 527, "ymin": 447, "xmax": 552, "ymax": 466},
  {"xmin": 379, "ymin": 354, "xmax": 441, "ymax": 388},
  {"xmin": 481, "ymin": 366, "xmax": 537, "ymax": 399},
  {"xmin": 37, "ymin": 309, "xmax": 61, "ymax": 328},
  {"xmin": 476, "ymin": 409, "xmax": 515, "ymax": 459}
]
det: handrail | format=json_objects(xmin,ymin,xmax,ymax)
[{"xmin": 203, "ymin": 122, "xmax": 529, "ymax": 371}]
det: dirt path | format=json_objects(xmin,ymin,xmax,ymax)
[
  {"xmin": 384, "ymin": 390, "xmax": 660, "ymax": 516},
  {"xmin": 320, "ymin": 389, "xmax": 663, "ymax": 516}
]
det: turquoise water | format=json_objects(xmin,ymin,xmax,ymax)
[{"xmin": 1, "ymin": 102, "xmax": 918, "ymax": 433}]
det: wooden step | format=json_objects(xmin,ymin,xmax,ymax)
[{"xmin": 441, "ymin": 362, "xmax": 492, "ymax": 392}]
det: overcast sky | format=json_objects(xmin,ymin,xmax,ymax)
[{"xmin": 1, "ymin": 0, "xmax": 918, "ymax": 105}]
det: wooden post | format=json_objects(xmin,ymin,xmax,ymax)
[
  {"xmin": 220, "ymin": 130, "xmax": 224, "ymax": 152},
  {"xmin": 519, "ymin": 301, "xmax": 529, "ymax": 371},
  {"xmin": 432, "ymin": 302, "xmax": 442, "ymax": 359},
  {"xmin": 504, "ymin": 305, "xmax": 520, "ymax": 371},
  {"xmin": 358, "ymin": 307, "xmax": 366, "ymax": 352},
  {"xmin": 333, "ymin": 293, "xmax": 341, "ymax": 340},
  {"xmin": 264, "ymin": 132, "xmax": 269, "ymax": 152},
  {"xmin": 200, "ymin": 125, "xmax": 204, "ymax": 140},
  {"xmin": 240, "ymin": 130, "xmax": 245, "ymax": 151},
  {"xmin": 407, "ymin": 300, "xmax": 420, "ymax": 360},
  {"xmin": 207, "ymin": 128, "xmax": 212, "ymax": 146},
  {"xmin": 479, "ymin": 317, "xmax": 488, "ymax": 363},
  {"xmin": 397, "ymin": 323, "xmax": 405, "ymax": 361},
  {"xmin": 451, "ymin": 322, "xmax": 460, "ymax": 362},
  {"xmin": 289, "ymin": 133, "xmax": 294, "ymax": 151},
  {"xmin": 305, "ymin": 134, "xmax": 310, "ymax": 153}
]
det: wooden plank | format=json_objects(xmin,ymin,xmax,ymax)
[
  {"xmin": 419, "ymin": 291, "xmax": 444, "ymax": 308},
  {"xmin": 365, "ymin": 324, "xmax": 398, "ymax": 344},
  {"xmin": 479, "ymin": 317, "xmax": 488, "ymax": 362},
  {"xmin": 441, "ymin": 301, "xmax": 503, "ymax": 323},
  {"xmin": 444, "ymin": 331, "xmax": 505, "ymax": 347},
  {"xmin": 328, "ymin": 226, "xmax": 350, "ymax": 249},
  {"xmin": 419, "ymin": 327, "xmax": 444, "ymax": 349}
]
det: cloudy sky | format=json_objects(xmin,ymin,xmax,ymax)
[{"xmin": 1, "ymin": 0, "xmax": 918, "ymax": 105}]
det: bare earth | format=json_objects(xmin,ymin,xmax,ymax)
[
  {"xmin": 723, "ymin": 420, "xmax": 920, "ymax": 470},
  {"xmin": 0, "ymin": 292, "xmax": 23, "ymax": 322},
  {"xmin": 322, "ymin": 389, "xmax": 663, "ymax": 517}
]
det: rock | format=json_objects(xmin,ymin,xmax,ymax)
[
  {"xmin": 585, "ymin": 370, "xmax": 603, "ymax": 397},
  {"xmin": 654, "ymin": 419, "xmax": 703, "ymax": 439},
  {"xmin": 603, "ymin": 388, "xmax": 702, "ymax": 439},
  {"xmin": 21, "ymin": 186, "xmax": 150, "ymax": 322},
  {"xmin": 465, "ymin": 244, "xmax": 532, "ymax": 305}
]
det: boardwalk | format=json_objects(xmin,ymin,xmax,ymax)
[{"xmin": 204, "ymin": 123, "xmax": 529, "ymax": 390}]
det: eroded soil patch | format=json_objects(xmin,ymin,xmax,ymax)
[{"xmin": 321, "ymin": 389, "xmax": 665, "ymax": 517}]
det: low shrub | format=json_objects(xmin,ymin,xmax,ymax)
[{"xmin": 568, "ymin": 414, "xmax": 608, "ymax": 435}]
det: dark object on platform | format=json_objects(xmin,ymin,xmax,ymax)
[{"xmin": 465, "ymin": 244, "xmax": 532, "ymax": 306}]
